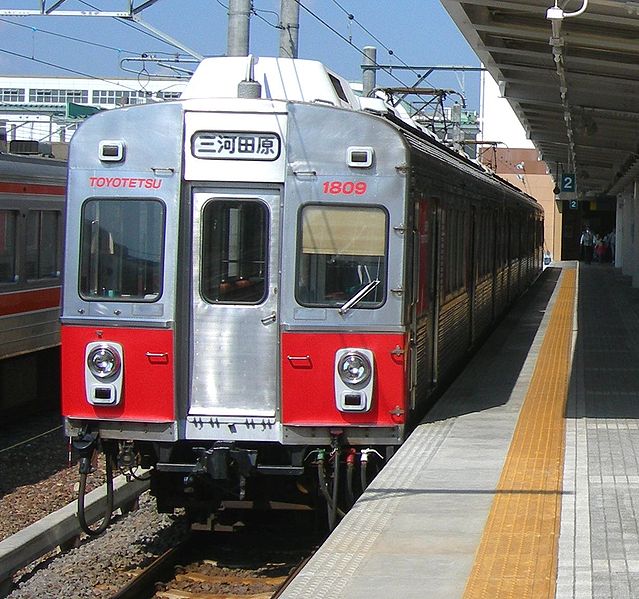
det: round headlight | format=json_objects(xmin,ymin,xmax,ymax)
[
  {"xmin": 87, "ymin": 346, "xmax": 121, "ymax": 379},
  {"xmin": 338, "ymin": 352, "xmax": 372, "ymax": 386}
]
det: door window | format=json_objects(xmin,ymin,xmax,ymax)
[{"xmin": 201, "ymin": 200, "xmax": 269, "ymax": 304}]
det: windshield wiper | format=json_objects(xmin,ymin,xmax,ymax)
[{"xmin": 338, "ymin": 279, "xmax": 381, "ymax": 315}]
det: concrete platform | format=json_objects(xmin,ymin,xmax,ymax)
[{"xmin": 281, "ymin": 262, "xmax": 639, "ymax": 599}]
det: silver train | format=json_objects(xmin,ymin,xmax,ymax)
[
  {"xmin": 0, "ymin": 153, "xmax": 66, "ymax": 414},
  {"xmin": 60, "ymin": 57, "xmax": 543, "ymax": 531}
]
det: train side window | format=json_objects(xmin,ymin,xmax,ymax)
[
  {"xmin": 296, "ymin": 205, "xmax": 387, "ymax": 308},
  {"xmin": 0, "ymin": 210, "xmax": 17, "ymax": 284},
  {"xmin": 26, "ymin": 210, "xmax": 61, "ymax": 280},
  {"xmin": 444, "ymin": 207, "xmax": 467, "ymax": 296},
  {"xmin": 200, "ymin": 200, "xmax": 268, "ymax": 305},
  {"xmin": 79, "ymin": 199, "xmax": 165, "ymax": 301}
]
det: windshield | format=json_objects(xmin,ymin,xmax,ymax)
[
  {"xmin": 296, "ymin": 205, "xmax": 387, "ymax": 309},
  {"xmin": 79, "ymin": 199, "xmax": 165, "ymax": 301}
]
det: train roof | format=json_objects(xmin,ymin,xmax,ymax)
[
  {"xmin": 181, "ymin": 57, "xmax": 541, "ymax": 209},
  {"xmin": 0, "ymin": 152, "xmax": 67, "ymax": 184},
  {"xmin": 182, "ymin": 56, "xmax": 361, "ymax": 111},
  {"xmin": 384, "ymin": 111, "xmax": 542, "ymax": 211}
]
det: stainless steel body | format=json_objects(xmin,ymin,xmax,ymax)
[
  {"xmin": 61, "ymin": 101, "xmax": 184, "ymax": 329},
  {"xmin": 183, "ymin": 105, "xmax": 287, "ymax": 442},
  {"xmin": 279, "ymin": 102, "xmax": 409, "ymax": 333},
  {"xmin": 187, "ymin": 185, "xmax": 282, "ymax": 441}
]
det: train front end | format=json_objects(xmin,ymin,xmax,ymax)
[{"xmin": 61, "ymin": 57, "xmax": 411, "ymax": 526}]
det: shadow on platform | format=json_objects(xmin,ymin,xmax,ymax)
[{"xmin": 425, "ymin": 266, "xmax": 562, "ymax": 423}]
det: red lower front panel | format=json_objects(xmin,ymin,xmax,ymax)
[
  {"xmin": 61, "ymin": 325, "xmax": 175, "ymax": 422},
  {"xmin": 281, "ymin": 332, "xmax": 407, "ymax": 426}
]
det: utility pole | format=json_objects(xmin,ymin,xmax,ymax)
[
  {"xmin": 227, "ymin": 0, "xmax": 251, "ymax": 57},
  {"xmin": 279, "ymin": 0, "xmax": 300, "ymax": 58},
  {"xmin": 451, "ymin": 101, "xmax": 463, "ymax": 152},
  {"xmin": 362, "ymin": 46, "xmax": 377, "ymax": 97}
]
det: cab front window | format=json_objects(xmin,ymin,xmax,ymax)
[
  {"xmin": 296, "ymin": 205, "xmax": 387, "ymax": 308},
  {"xmin": 79, "ymin": 199, "xmax": 164, "ymax": 301}
]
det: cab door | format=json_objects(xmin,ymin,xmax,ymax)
[{"xmin": 190, "ymin": 188, "xmax": 280, "ymax": 418}]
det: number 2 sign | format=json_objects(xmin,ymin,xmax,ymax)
[{"xmin": 561, "ymin": 173, "xmax": 576, "ymax": 193}]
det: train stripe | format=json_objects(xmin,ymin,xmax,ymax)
[
  {"xmin": 0, "ymin": 287, "xmax": 61, "ymax": 317},
  {"xmin": 0, "ymin": 181, "xmax": 66, "ymax": 196},
  {"xmin": 463, "ymin": 268, "xmax": 576, "ymax": 598}
]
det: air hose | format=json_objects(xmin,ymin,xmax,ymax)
[
  {"xmin": 78, "ymin": 452, "xmax": 113, "ymax": 537},
  {"xmin": 345, "ymin": 448, "xmax": 357, "ymax": 506},
  {"xmin": 330, "ymin": 446, "xmax": 340, "ymax": 530},
  {"xmin": 316, "ymin": 448, "xmax": 346, "ymax": 530}
]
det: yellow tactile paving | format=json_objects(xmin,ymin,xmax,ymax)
[{"xmin": 463, "ymin": 268, "xmax": 576, "ymax": 599}]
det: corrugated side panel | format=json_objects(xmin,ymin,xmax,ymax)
[
  {"xmin": 510, "ymin": 260, "xmax": 521, "ymax": 300},
  {"xmin": 437, "ymin": 292, "xmax": 471, "ymax": 381},
  {"xmin": 414, "ymin": 316, "xmax": 432, "ymax": 406},
  {"xmin": 472, "ymin": 276, "xmax": 494, "ymax": 342},
  {"xmin": 495, "ymin": 267, "xmax": 509, "ymax": 316}
]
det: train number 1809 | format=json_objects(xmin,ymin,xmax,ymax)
[{"xmin": 322, "ymin": 181, "xmax": 368, "ymax": 196}]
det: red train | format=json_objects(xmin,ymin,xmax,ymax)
[
  {"xmin": 0, "ymin": 153, "xmax": 66, "ymax": 414},
  {"xmin": 60, "ymin": 57, "xmax": 543, "ymax": 531}
]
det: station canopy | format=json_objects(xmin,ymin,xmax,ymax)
[{"xmin": 442, "ymin": 0, "xmax": 639, "ymax": 197}]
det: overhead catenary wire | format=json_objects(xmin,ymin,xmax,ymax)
[
  {"xmin": 0, "ymin": 16, "xmax": 183, "ymax": 57},
  {"xmin": 327, "ymin": 0, "xmax": 435, "ymax": 88},
  {"xmin": 0, "ymin": 17, "xmax": 139, "ymax": 56},
  {"xmin": 293, "ymin": 0, "xmax": 464, "ymax": 136},
  {"xmin": 252, "ymin": 9, "xmax": 280, "ymax": 30},
  {"xmin": 77, "ymin": 0, "xmax": 192, "ymax": 52},
  {"xmin": 0, "ymin": 2, "xmax": 201, "ymax": 81},
  {"xmin": 0, "ymin": 46, "xmax": 154, "ymax": 92},
  {"xmin": 291, "ymin": 0, "xmax": 411, "ymax": 89},
  {"xmin": 2, "ymin": 0, "xmax": 468, "ymax": 130}
]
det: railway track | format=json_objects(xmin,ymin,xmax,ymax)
[
  {"xmin": 113, "ymin": 521, "xmax": 321, "ymax": 599},
  {"xmin": 1, "ymin": 411, "xmax": 323, "ymax": 598}
]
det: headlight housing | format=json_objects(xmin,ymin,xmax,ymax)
[
  {"xmin": 337, "ymin": 351, "xmax": 372, "ymax": 387},
  {"xmin": 87, "ymin": 345, "xmax": 121, "ymax": 379}
]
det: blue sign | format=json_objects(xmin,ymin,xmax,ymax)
[
  {"xmin": 561, "ymin": 173, "xmax": 576, "ymax": 193},
  {"xmin": 569, "ymin": 200, "xmax": 578, "ymax": 210}
]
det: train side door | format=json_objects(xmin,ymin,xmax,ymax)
[{"xmin": 189, "ymin": 188, "xmax": 280, "ymax": 418}]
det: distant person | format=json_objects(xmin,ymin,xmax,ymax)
[
  {"xmin": 580, "ymin": 226, "xmax": 593, "ymax": 264},
  {"xmin": 606, "ymin": 230, "xmax": 616, "ymax": 262},
  {"xmin": 594, "ymin": 236, "xmax": 606, "ymax": 263}
]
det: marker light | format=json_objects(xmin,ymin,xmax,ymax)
[
  {"xmin": 87, "ymin": 345, "xmax": 121, "ymax": 379},
  {"xmin": 337, "ymin": 351, "xmax": 372, "ymax": 387}
]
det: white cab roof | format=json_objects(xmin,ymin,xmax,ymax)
[{"xmin": 181, "ymin": 56, "xmax": 360, "ymax": 109}]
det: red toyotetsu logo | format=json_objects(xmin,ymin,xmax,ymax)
[{"xmin": 89, "ymin": 176, "xmax": 162, "ymax": 189}]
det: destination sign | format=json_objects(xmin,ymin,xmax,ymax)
[{"xmin": 192, "ymin": 131, "xmax": 281, "ymax": 161}]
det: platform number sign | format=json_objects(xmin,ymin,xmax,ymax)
[
  {"xmin": 561, "ymin": 173, "xmax": 576, "ymax": 193},
  {"xmin": 569, "ymin": 199, "xmax": 578, "ymax": 210}
]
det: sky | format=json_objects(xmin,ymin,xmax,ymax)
[{"xmin": 0, "ymin": 0, "xmax": 482, "ymax": 109}]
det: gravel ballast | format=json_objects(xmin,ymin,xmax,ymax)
[{"xmin": 1, "ymin": 412, "xmax": 189, "ymax": 598}]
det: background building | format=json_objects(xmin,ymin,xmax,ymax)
[
  {"xmin": 478, "ymin": 72, "xmax": 559, "ymax": 262},
  {"xmin": 0, "ymin": 75, "xmax": 187, "ymax": 159}
]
